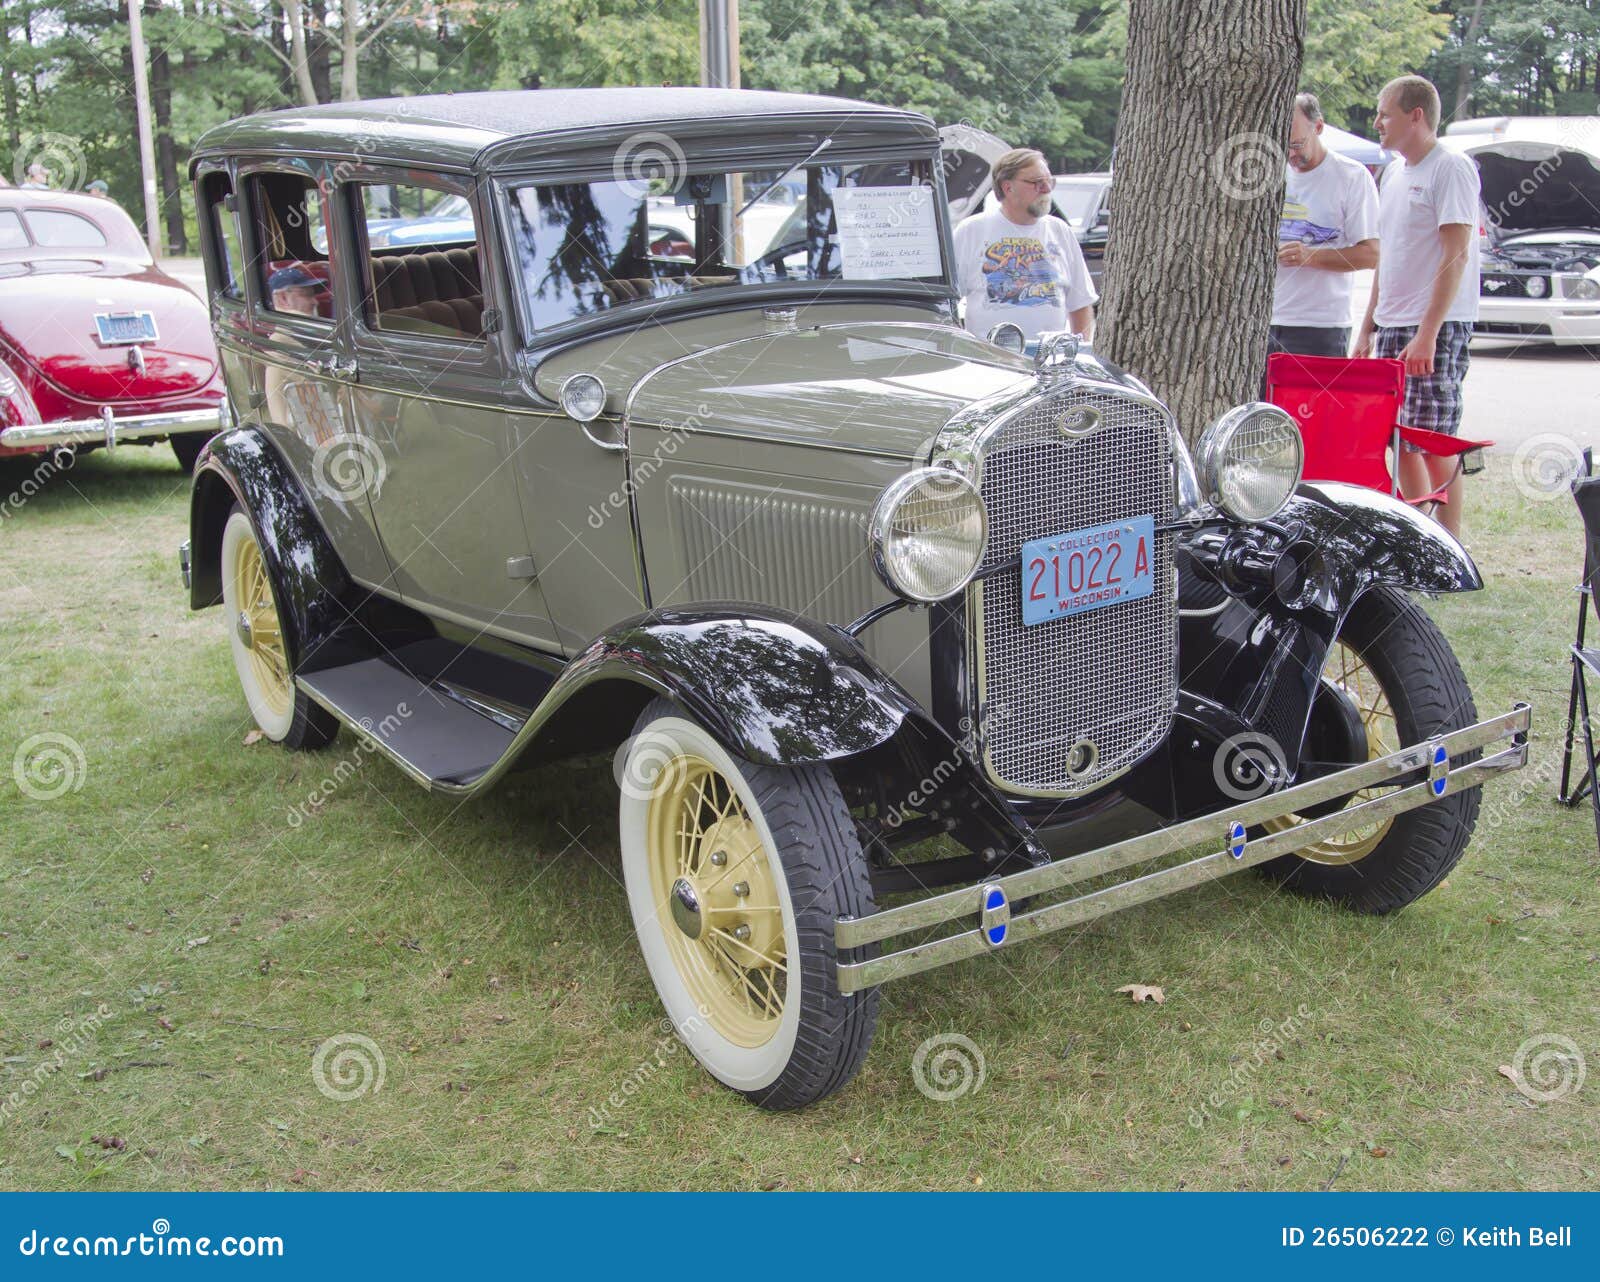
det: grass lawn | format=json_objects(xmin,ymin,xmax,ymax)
[{"xmin": 0, "ymin": 443, "xmax": 1594, "ymax": 1192}]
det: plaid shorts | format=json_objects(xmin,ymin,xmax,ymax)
[{"xmin": 1375, "ymin": 320, "xmax": 1472, "ymax": 437}]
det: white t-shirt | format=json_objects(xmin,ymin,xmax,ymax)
[
  {"xmin": 1374, "ymin": 145, "xmax": 1482, "ymax": 328},
  {"xmin": 1272, "ymin": 148, "xmax": 1379, "ymax": 327},
  {"xmin": 953, "ymin": 208, "xmax": 1097, "ymax": 341}
]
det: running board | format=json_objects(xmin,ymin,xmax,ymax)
[
  {"xmin": 296, "ymin": 649, "xmax": 530, "ymax": 790},
  {"xmin": 835, "ymin": 703, "xmax": 1532, "ymax": 994}
]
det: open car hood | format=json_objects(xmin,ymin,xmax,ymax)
[
  {"xmin": 939, "ymin": 123, "xmax": 1010, "ymax": 222},
  {"xmin": 1468, "ymin": 140, "xmax": 1600, "ymax": 238}
]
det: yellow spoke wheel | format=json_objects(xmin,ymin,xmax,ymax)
[
  {"xmin": 646, "ymin": 753, "xmax": 788, "ymax": 1047},
  {"xmin": 1264, "ymin": 640, "xmax": 1399, "ymax": 865}
]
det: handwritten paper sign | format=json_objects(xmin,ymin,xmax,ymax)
[{"xmin": 831, "ymin": 186, "xmax": 942, "ymax": 280}]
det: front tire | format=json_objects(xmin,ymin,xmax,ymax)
[
  {"xmin": 618, "ymin": 699, "xmax": 878, "ymax": 1110},
  {"xmin": 1259, "ymin": 585, "xmax": 1480, "ymax": 912},
  {"xmin": 219, "ymin": 507, "xmax": 337, "ymax": 750}
]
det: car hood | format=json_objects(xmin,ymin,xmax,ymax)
[
  {"xmin": 624, "ymin": 322, "xmax": 1034, "ymax": 459},
  {"xmin": 0, "ymin": 257, "xmax": 219, "ymax": 404},
  {"xmin": 1468, "ymin": 141, "xmax": 1600, "ymax": 237}
]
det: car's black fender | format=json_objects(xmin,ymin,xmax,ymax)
[
  {"xmin": 187, "ymin": 427, "xmax": 418, "ymax": 674},
  {"xmin": 1175, "ymin": 480, "xmax": 1481, "ymax": 808}
]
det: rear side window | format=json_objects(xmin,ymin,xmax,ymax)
[
  {"xmin": 200, "ymin": 173, "xmax": 243, "ymax": 300},
  {"xmin": 0, "ymin": 210, "xmax": 25, "ymax": 248},
  {"xmin": 247, "ymin": 171, "xmax": 335, "ymax": 321},
  {"xmin": 354, "ymin": 182, "xmax": 483, "ymax": 341},
  {"xmin": 25, "ymin": 209, "xmax": 107, "ymax": 248}
]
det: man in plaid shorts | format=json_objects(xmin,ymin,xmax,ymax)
[{"xmin": 1354, "ymin": 74, "xmax": 1481, "ymax": 538}]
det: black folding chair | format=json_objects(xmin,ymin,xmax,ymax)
[{"xmin": 1557, "ymin": 448, "xmax": 1600, "ymax": 848}]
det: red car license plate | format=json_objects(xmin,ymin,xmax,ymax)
[{"xmin": 1020, "ymin": 515, "xmax": 1155, "ymax": 627}]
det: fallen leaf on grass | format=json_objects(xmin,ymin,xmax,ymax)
[
  {"xmin": 1497, "ymin": 1064, "xmax": 1519, "ymax": 1085},
  {"xmin": 1115, "ymin": 984, "xmax": 1166, "ymax": 1004},
  {"xmin": 243, "ymin": 730, "xmax": 265, "ymax": 746},
  {"xmin": 155, "ymin": 1017, "xmax": 175, "ymax": 1032},
  {"xmin": 185, "ymin": 936, "xmax": 210, "ymax": 950}
]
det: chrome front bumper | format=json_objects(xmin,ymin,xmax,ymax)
[
  {"xmin": 836, "ymin": 703, "xmax": 1531, "ymax": 993},
  {"xmin": 0, "ymin": 404, "xmax": 226, "ymax": 452}
]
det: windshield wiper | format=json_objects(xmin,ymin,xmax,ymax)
[{"xmin": 736, "ymin": 138, "xmax": 832, "ymax": 218}]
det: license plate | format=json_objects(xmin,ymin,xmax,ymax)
[
  {"xmin": 93, "ymin": 311, "xmax": 158, "ymax": 345},
  {"xmin": 1020, "ymin": 515, "xmax": 1155, "ymax": 627}
]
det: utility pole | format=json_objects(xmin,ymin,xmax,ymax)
[
  {"xmin": 698, "ymin": 0, "xmax": 740, "ymax": 89},
  {"xmin": 126, "ymin": 0, "xmax": 162, "ymax": 259}
]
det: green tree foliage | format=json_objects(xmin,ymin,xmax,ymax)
[
  {"xmin": 1300, "ymin": 0, "xmax": 1450, "ymax": 131},
  {"xmin": 1426, "ymin": 0, "xmax": 1600, "ymax": 119},
  {"xmin": 489, "ymin": 0, "xmax": 699, "ymax": 89}
]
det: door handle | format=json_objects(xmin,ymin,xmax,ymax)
[{"xmin": 307, "ymin": 353, "xmax": 357, "ymax": 380}]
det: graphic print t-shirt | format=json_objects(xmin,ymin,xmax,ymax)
[
  {"xmin": 954, "ymin": 208, "xmax": 1097, "ymax": 341},
  {"xmin": 1272, "ymin": 148, "xmax": 1379, "ymax": 327}
]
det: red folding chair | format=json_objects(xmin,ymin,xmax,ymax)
[{"xmin": 1265, "ymin": 352, "xmax": 1490, "ymax": 514}]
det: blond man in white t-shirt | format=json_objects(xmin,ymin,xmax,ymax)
[
  {"xmin": 954, "ymin": 149, "xmax": 1097, "ymax": 344},
  {"xmin": 1354, "ymin": 74, "xmax": 1481, "ymax": 536}
]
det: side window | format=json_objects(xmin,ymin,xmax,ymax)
[
  {"xmin": 0, "ymin": 210, "xmax": 27, "ymax": 249},
  {"xmin": 200, "ymin": 173, "xmax": 243, "ymax": 300},
  {"xmin": 246, "ymin": 171, "xmax": 335, "ymax": 322},
  {"xmin": 354, "ymin": 181, "xmax": 483, "ymax": 341}
]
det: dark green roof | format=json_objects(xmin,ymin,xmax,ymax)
[{"xmin": 191, "ymin": 88, "xmax": 937, "ymax": 175}]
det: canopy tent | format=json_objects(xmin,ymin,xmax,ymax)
[{"xmin": 1320, "ymin": 123, "xmax": 1389, "ymax": 166}]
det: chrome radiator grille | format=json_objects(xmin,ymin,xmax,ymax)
[{"xmin": 972, "ymin": 383, "xmax": 1176, "ymax": 797}]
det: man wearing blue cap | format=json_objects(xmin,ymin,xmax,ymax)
[{"xmin": 267, "ymin": 264, "xmax": 322, "ymax": 316}]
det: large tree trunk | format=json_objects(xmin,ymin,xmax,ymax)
[
  {"xmin": 309, "ymin": 0, "xmax": 334, "ymax": 104},
  {"xmin": 145, "ymin": 0, "xmax": 186, "ymax": 254},
  {"xmin": 1097, "ymin": 0, "xmax": 1305, "ymax": 444}
]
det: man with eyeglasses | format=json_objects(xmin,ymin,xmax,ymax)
[
  {"xmin": 955, "ymin": 148, "xmax": 1096, "ymax": 344},
  {"xmin": 1270, "ymin": 92, "xmax": 1379, "ymax": 358}
]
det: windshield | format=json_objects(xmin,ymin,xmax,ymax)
[{"xmin": 506, "ymin": 157, "xmax": 946, "ymax": 335}]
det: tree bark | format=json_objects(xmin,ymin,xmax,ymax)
[
  {"xmin": 339, "ymin": 0, "xmax": 358, "ymax": 100},
  {"xmin": 283, "ymin": 0, "xmax": 320, "ymax": 105},
  {"xmin": 1453, "ymin": 0, "xmax": 1483, "ymax": 121},
  {"xmin": 1097, "ymin": 0, "xmax": 1306, "ymax": 444},
  {"xmin": 309, "ymin": 0, "xmax": 333, "ymax": 103},
  {"xmin": 145, "ymin": 0, "xmax": 187, "ymax": 253}
]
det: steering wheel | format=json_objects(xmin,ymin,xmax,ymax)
[{"xmin": 744, "ymin": 239, "xmax": 811, "ymax": 280}]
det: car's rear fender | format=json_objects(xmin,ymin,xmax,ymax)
[{"xmin": 188, "ymin": 427, "xmax": 419, "ymax": 673}]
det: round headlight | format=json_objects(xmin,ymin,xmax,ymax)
[
  {"xmin": 870, "ymin": 468, "xmax": 988, "ymax": 603},
  {"xmin": 1195, "ymin": 403, "xmax": 1303, "ymax": 523},
  {"xmin": 986, "ymin": 322, "xmax": 1025, "ymax": 355},
  {"xmin": 560, "ymin": 372, "xmax": 606, "ymax": 423},
  {"xmin": 1525, "ymin": 274, "xmax": 1548, "ymax": 299}
]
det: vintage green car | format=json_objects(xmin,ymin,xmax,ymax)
[{"xmin": 180, "ymin": 88, "xmax": 1529, "ymax": 1109}]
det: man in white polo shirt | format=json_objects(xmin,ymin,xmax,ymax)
[
  {"xmin": 1271, "ymin": 91, "xmax": 1379, "ymax": 357},
  {"xmin": 954, "ymin": 148, "xmax": 1097, "ymax": 345},
  {"xmin": 1354, "ymin": 74, "xmax": 1481, "ymax": 537}
]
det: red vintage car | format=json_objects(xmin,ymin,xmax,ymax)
[{"xmin": 0, "ymin": 189, "xmax": 225, "ymax": 469}]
